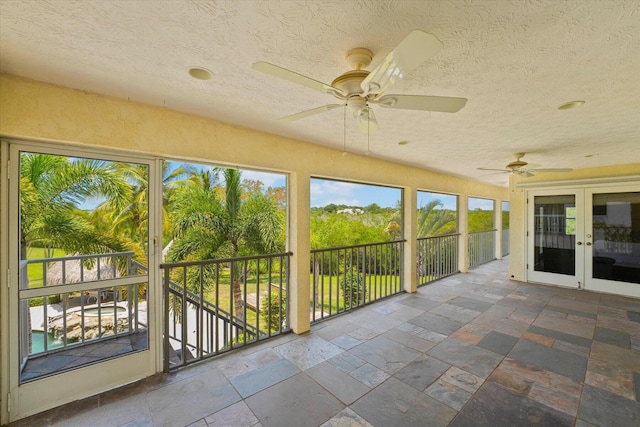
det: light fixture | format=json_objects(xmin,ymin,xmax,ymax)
[
  {"xmin": 558, "ymin": 100, "xmax": 585, "ymax": 110},
  {"xmin": 188, "ymin": 67, "xmax": 213, "ymax": 80}
]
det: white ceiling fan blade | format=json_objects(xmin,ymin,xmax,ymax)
[
  {"xmin": 373, "ymin": 94, "xmax": 467, "ymax": 113},
  {"xmin": 252, "ymin": 62, "xmax": 345, "ymax": 97},
  {"xmin": 528, "ymin": 168, "xmax": 574, "ymax": 173},
  {"xmin": 355, "ymin": 107, "xmax": 380, "ymax": 134},
  {"xmin": 477, "ymin": 168, "xmax": 510, "ymax": 173},
  {"xmin": 360, "ymin": 30, "xmax": 443, "ymax": 96},
  {"xmin": 279, "ymin": 104, "xmax": 344, "ymax": 122}
]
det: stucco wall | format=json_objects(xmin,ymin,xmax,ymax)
[{"xmin": 0, "ymin": 73, "xmax": 507, "ymax": 199}]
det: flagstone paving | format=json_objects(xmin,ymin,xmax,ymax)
[{"xmin": 12, "ymin": 259, "xmax": 640, "ymax": 426}]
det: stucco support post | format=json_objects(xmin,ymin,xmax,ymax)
[
  {"xmin": 403, "ymin": 186, "xmax": 417, "ymax": 293},
  {"xmin": 495, "ymin": 200, "xmax": 503, "ymax": 260},
  {"xmin": 458, "ymin": 195, "xmax": 469, "ymax": 273},
  {"xmin": 288, "ymin": 171, "xmax": 311, "ymax": 334}
]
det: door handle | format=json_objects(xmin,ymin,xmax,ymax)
[
  {"xmin": 577, "ymin": 242, "xmax": 583, "ymax": 245},
  {"xmin": 586, "ymin": 242, "xmax": 592, "ymax": 246}
]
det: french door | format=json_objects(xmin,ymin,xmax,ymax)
[
  {"xmin": 3, "ymin": 141, "xmax": 162, "ymax": 421},
  {"xmin": 527, "ymin": 184, "xmax": 640, "ymax": 298}
]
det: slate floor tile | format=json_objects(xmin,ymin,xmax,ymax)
[
  {"xmin": 408, "ymin": 312, "xmax": 464, "ymax": 335},
  {"xmin": 578, "ymin": 384, "xmax": 640, "ymax": 427},
  {"xmin": 392, "ymin": 354, "xmax": 450, "ymax": 391},
  {"xmin": 382, "ymin": 328, "xmax": 436, "ymax": 352},
  {"xmin": 331, "ymin": 334, "xmax": 362, "ymax": 350},
  {"xmin": 590, "ymin": 341, "xmax": 640, "ymax": 371},
  {"xmin": 594, "ymin": 326, "xmax": 631, "ymax": 348},
  {"xmin": 320, "ymin": 407, "xmax": 372, "ymax": 427},
  {"xmin": 528, "ymin": 324, "xmax": 592, "ymax": 348},
  {"xmin": 147, "ymin": 368, "xmax": 241, "ymax": 427},
  {"xmin": 508, "ymin": 339, "xmax": 588, "ymax": 382},
  {"xmin": 349, "ymin": 363, "xmax": 390, "ymax": 388},
  {"xmin": 328, "ymin": 352, "xmax": 366, "ymax": 374},
  {"xmin": 532, "ymin": 314, "xmax": 595, "ymax": 339},
  {"xmin": 229, "ymin": 358, "xmax": 299, "ymax": 397},
  {"xmin": 425, "ymin": 379, "xmax": 472, "ymax": 410},
  {"xmin": 458, "ymin": 381, "xmax": 574, "ymax": 427},
  {"xmin": 428, "ymin": 338, "xmax": 502, "ymax": 378},
  {"xmin": 306, "ymin": 362, "xmax": 370, "ymax": 405},
  {"xmin": 245, "ymin": 373, "xmax": 343, "ymax": 427},
  {"xmin": 448, "ymin": 296, "xmax": 494, "ymax": 312},
  {"xmin": 351, "ymin": 377, "xmax": 457, "ymax": 427},
  {"xmin": 349, "ymin": 336, "xmax": 421, "ymax": 374},
  {"xmin": 274, "ymin": 334, "xmax": 342, "ymax": 370},
  {"xmin": 204, "ymin": 401, "xmax": 261, "ymax": 427},
  {"xmin": 528, "ymin": 382, "xmax": 580, "ymax": 417},
  {"xmin": 477, "ymin": 330, "xmax": 518, "ymax": 355},
  {"xmin": 439, "ymin": 366, "xmax": 484, "ymax": 394},
  {"xmin": 628, "ymin": 311, "xmax": 640, "ymax": 323}
]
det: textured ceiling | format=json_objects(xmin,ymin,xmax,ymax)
[{"xmin": 1, "ymin": 0, "xmax": 639, "ymax": 186}]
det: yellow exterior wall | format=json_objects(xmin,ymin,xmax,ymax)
[{"xmin": 1, "ymin": 74, "xmax": 507, "ymax": 198}]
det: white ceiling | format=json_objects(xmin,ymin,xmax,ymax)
[{"xmin": 1, "ymin": 0, "xmax": 639, "ymax": 186}]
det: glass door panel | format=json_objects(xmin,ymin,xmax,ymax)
[
  {"xmin": 528, "ymin": 190, "xmax": 583, "ymax": 288},
  {"xmin": 586, "ymin": 189, "xmax": 640, "ymax": 297},
  {"xmin": 533, "ymin": 195, "xmax": 576, "ymax": 275}
]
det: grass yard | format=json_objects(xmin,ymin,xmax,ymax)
[
  {"xmin": 310, "ymin": 272, "xmax": 402, "ymax": 315},
  {"xmin": 25, "ymin": 247, "xmax": 68, "ymax": 288}
]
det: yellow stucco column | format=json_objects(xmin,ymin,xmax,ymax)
[
  {"xmin": 458, "ymin": 195, "xmax": 469, "ymax": 273},
  {"xmin": 288, "ymin": 171, "xmax": 311, "ymax": 334},
  {"xmin": 403, "ymin": 186, "xmax": 417, "ymax": 293}
]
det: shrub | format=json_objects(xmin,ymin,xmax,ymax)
[
  {"xmin": 340, "ymin": 268, "xmax": 366, "ymax": 308},
  {"xmin": 261, "ymin": 292, "xmax": 286, "ymax": 332}
]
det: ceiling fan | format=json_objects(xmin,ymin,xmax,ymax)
[
  {"xmin": 252, "ymin": 30, "xmax": 467, "ymax": 133},
  {"xmin": 478, "ymin": 153, "xmax": 573, "ymax": 178}
]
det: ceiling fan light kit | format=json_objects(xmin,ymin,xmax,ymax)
[
  {"xmin": 478, "ymin": 153, "xmax": 573, "ymax": 177},
  {"xmin": 252, "ymin": 30, "xmax": 467, "ymax": 133}
]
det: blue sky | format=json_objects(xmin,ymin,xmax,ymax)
[
  {"xmin": 81, "ymin": 160, "xmax": 503, "ymax": 211},
  {"xmin": 310, "ymin": 179, "xmax": 401, "ymax": 208}
]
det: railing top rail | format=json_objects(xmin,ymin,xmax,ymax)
[
  {"xmin": 468, "ymin": 229, "xmax": 498, "ymax": 234},
  {"xmin": 417, "ymin": 233, "xmax": 460, "ymax": 240},
  {"xmin": 25, "ymin": 251, "xmax": 136, "ymax": 264},
  {"xmin": 310, "ymin": 239, "xmax": 406, "ymax": 254},
  {"xmin": 160, "ymin": 251, "xmax": 293, "ymax": 269}
]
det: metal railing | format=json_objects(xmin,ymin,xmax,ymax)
[
  {"xmin": 160, "ymin": 252, "xmax": 292, "ymax": 371},
  {"xmin": 469, "ymin": 230, "xmax": 497, "ymax": 268},
  {"xmin": 19, "ymin": 251, "xmax": 147, "ymax": 367},
  {"xmin": 502, "ymin": 229, "xmax": 510, "ymax": 257},
  {"xmin": 311, "ymin": 240, "xmax": 404, "ymax": 323},
  {"xmin": 417, "ymin": 234, "xmax": 459, "ymax": 286}
]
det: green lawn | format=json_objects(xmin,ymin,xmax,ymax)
[
  {"xmin": 310, "ymin": 272, "xmax": 401, "ymax": 315},
  {"xmin": 25, "ymin": 247, "xmax": 67, "ymax": 288}
]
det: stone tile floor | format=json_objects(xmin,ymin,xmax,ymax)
[{"xmin": 12, "ymin": 259, "xmax": 640, "ymax": 426}]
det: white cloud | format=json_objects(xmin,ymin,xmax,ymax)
[{"xmin": 310, "ymin": 180, "xmax": 364, "ymax": 207}]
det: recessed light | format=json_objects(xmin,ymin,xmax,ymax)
[
  {"xmin": 188, "ymin": 67, "xmax": 213, "ymax": 80},
  {"xmin": 558, "ymin": 101, "xmax": 585, "ymax": 110},
  {"xmin": 398, "ymin": 140, "xmax": 410, "ymax": 145}
]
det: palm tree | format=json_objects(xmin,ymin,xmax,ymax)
[
  {"xmin": 417, "ymin": 200, "xmax": 456, "ymax": 237},
  {"xmin": 167, "ymin": 168, "xmax": 285, "ymax": 319},
  {"xmin": 20, "ymin": 153, "xmax": 131, "ymax": 260},
  {"xmin": 93, "ymin": 162, "xmax": 193, "ymax": 261}
]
